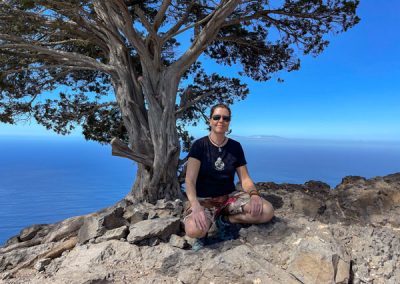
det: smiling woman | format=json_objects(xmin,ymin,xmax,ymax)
[{"xmin": 183, "ymin": 103, "xmax": 274, "ymax": 250}]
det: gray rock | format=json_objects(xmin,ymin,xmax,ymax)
[
  {"xmin": 44, "ymin": 216, "xmax": 85, "ymax": 243},
  {"xmin": 169, "ymin": 234, "xmax": 187, "ymax": 249},
  {"xmin": 78, "ymin": 208, "xmax": 128, "ymax": 244},
  {"xmin": 127, "ymin": 217, "xmax": 180, "ymax": 244},
  {"xmin": 123, "ymin": 206, "xmax": 148, "ymax": 224},
  {"xmin": 34, "ymin": 258, "xmax": 52, "ymax": 272},
  {"xmin": 95, "ymin": 226, "xmax": 129, "ymax": 243},
  {"xmin": 4, "ymin": 235, "xmax": 20, "ymax": 246},
  {"xmin": 290, "ymin": 194, "xmax": 325, "ymax": 218},
  {"xmin": 19, "ymin": 224, "xmax": 47, "ymax": 242}
]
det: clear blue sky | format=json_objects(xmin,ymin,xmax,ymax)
[{"xmin": 1, "ymin": 0, "xmax": 399, "ymax": 141}]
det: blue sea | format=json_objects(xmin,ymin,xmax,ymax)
[{"xmin": 1, "ymin": 136, "xmax": 400, "ymax": 245}]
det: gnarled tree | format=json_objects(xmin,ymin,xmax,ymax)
[{"xmin": 0, "ymin": 0, "xmax": 359, "ymax": 203}]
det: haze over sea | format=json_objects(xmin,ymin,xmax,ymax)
[{"xmin": 1, "ymin": 136, "xmax": 399, "ymax": 245}]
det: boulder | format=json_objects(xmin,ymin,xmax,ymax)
[
  {"xmin": 290, "ymin": 193, "xmax": 325, "ymax": 218},
  {"xmin": 78, "ymin": 208, "xmax": 128, "ymax": 244},
  {"xmin": 19, "ymin": 224, "xmax": 47, "ymax": 242},
  {"xmin": 127, "ymin": 217, "xmax": 180, "ymax": 244},
  {"xmin": 287, "ymin": 236, "xmax": 350, "ymax": 284},
  {"xmin": 44, "ymin": 216, "xmax": 85, "ymax": 243},
  {"xmin": 95, "ymin": 226, "xmax": 129, "ymax": 243}
]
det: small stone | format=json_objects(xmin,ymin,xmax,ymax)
[
  {"xmin": 34, "ymin": 258, "xmax": 52, "ymax": 272},
  {"xmin": 169, "ymin": 234, "xmax": 187, "ymax": 249}
]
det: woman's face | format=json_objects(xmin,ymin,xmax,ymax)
[{"xmin": 209, "ymin": 107, "xmax": 231, "ymax": 134}]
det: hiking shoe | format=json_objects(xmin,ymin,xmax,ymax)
[
  {"xmin": 192, "ymin": 236, "xmax": 207, "ymax": 252},
  {"xmin": 215, "ymin": 215, "xmax": 235, "ymax": 241}
]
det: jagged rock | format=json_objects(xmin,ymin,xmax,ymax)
[
  {"xmin": 95, "ymin": 226, "xmax": 128, "ymax": 243},
  {"xmin": 260, "ymin": 193, "xmax": 284, "ymax": 209},
  {"xmin": 4, "ymin": 236, "xmax": 19, "ymax": 247},
  {"xmin": 123, "ymin": 206, "xmax": 148, "ymax": 224},
  {"xmin": 78, "ymin": 208, "xmax": 128, "ymax": 244},
  {"xmin": 290, "ymin": 193, "xmax": 325, "ymax": 218},
  {"xmin": 43, "ymin": 216, "xmax": 85, "ymax": 243},
  {"xmin": 0, "ymin": 242, "xmax": 55, "ymax": 273},
  {"xmin": 1, "ymin": 173, "xmax": 400, "ymax": 284},
  {"xmin": 147, "ymin": 210, "xmax": 158, "ymax": 219},
  {"xmin": 336, "ymin": 175, "xmax": 367, "ymax": 190},
  {"xmin": 19, "ymin": 224, "xmax": 47, "ymax": 242},
  {"xmin": 304, "ymin": 180, "xmax": 331, "ymax": 192},
  {"xmin": 287, "ymin": 236, "xmax": 350, "ymax": 284},
  {"xmin": 199, "ymin": 245, "xmax": 299, "ymax": 283},
  {"xmin": 34, "ymin": 258, "xmax": 51, "ymax": 272},
  {"xmin": 169, "ymin": 234, "xmax": 187, "ymax": 249},
  {"xmin": 127, "ymin": 217, "xmax": 180, "ymax": 244}
]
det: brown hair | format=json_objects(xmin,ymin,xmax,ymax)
[{"xmin": 209, "ymin": 103, "xmax": 231, "ymax": 118}]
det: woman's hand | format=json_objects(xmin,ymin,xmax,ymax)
[
  {"xmin": 249, "ymin": 195, "xmax": 263, "ymax": 216},
  {"xmin": 191, "ymin": 202, "xmax": 209, "ymax": 232}
]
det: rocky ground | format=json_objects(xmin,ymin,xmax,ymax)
[{"xmin": 1, "ymin": 173, "xmax": 399, "ymax": 284}]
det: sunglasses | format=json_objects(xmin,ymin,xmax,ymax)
[{"xmin": 211, "ymin": 115, "xmax": 231, "ymax": 122}]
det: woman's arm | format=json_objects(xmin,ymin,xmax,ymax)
[
  {"xmin": 185, "ymin": 157, "xmax": 209, "ymax": 231},
  {"xmin": 236, "ymin": 165, "xmax": 257, "ymax": 193},
  {"xmin": 185, "ymin": 157, "xmax": 201, "ymax": 207},
  {"xmin": 236, "ymin": 165, "xmax": 263, "ymax": 216}
]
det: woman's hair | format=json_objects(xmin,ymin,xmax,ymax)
[{"xmin": 209, "ymin": 103, "xmax": 231, "ymax": 118}]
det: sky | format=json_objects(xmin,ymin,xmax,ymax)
[{"xmin": 1, "ymin": 0, "xmax": 399, "ymax": 141}]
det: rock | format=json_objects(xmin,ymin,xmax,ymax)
[
  {"xmin": 123, "ymin": 206, "xmax": 148, "ymax": 224},
  {"xmin": 34, "ymin": 258, "xmax": 51, "ymax": 272},
  {"xmin": 169, "ymin": 234, "xmax": 187, "ymax": 249},
  {"xmin": 44, "ymin": 215, "xmax": 85, "ymax": 243},
  {"xmin": 287, "ymin": 237, "xmax": 350, "ymax": 284},
  {"xmin": 336, "ymin": 175, "xmax": 366, "ymax": 190},
  {"xmin": 4, "ymin": 235, "xmax": 20, "ymax": 247},
  {"xmin": 261, "ymin": 193, "xmax": 284, "ymax": 209},
  {"xmin": 304, "ymin": 180, "xmax": 331, "ymax": 192},
  {"xmin": 290, "ymin": 194, "xmax": 325, "ymax": 218},
  {"xmin": 95, "ymin": 226, "xmax": 129, "ymax": 243},
  {"xmin": 198, "ymin": 245, "xmax": 299, "ymax": 283},
  {"xmin": 78, "ymin": 208, "xmax": 128, "ymax": 244},
  {"xmin": 2, "ymin": 173, "xmax": 400, "ymax": 284},
  {"xmin": 127, "ymin": 217, "xmax": 180, "ymax": 244},
  {"xmin": 19, "ymin": 224, "xmax": 47, "ymax": 242},
  {"xmin": 147, "ymin": 210, "xmax": 158, "ymax": 219},
  {"xmin": 335, "ymin": 257, "xmax": 351, "ymax": 283}
]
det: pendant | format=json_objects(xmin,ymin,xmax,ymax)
[{"xmin": 214, "ymin": 157, "xmax": 225, "ymax": 171}]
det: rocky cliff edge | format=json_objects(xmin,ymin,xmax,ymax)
[{"xmin": 1, "ymin": 173, "xmax": 399, "ymax": 283}]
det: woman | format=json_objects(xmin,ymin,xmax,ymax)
[{"xmin": 184, "ymin": 103, "xmax": 274, "ymax": 248}]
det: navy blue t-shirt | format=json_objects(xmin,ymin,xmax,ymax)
[{"xmin": 188, "ymin": 136, "xmax": 247, "ymax": 198}]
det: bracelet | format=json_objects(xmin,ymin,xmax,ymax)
[{"xmin": 248, "ymin": 189, "xmax": 260, "ymax": 196}]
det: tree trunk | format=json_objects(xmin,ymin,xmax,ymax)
[{"xmin": 112, "ymin": 63, "xmax": 184, "ymax": 204}]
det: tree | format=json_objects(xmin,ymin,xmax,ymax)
[{"xmin": 0, "ymin": 0, "xmax": 359, "ymax": 203}]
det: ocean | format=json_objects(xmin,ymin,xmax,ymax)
[{"xmin": 1, "ymin": 136, "xmax": 399, "ymax": 245}]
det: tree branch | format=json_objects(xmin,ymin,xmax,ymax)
[
  {"xmin": 175, "ymin": 90, "xmax": 214, "ymax": 118},
  {"xmin": 153, "ymin": 0, "xmax": 172, "ymax": 32},
  {"xmin": 111, "ymin": 137, "xmax": 153, "ymax": 167},
  {"xmin": 162, "ymin": 0, "xmax": 195, "ymax": 42},
  {"xmin": 170, "ymin": 0, "xmax": 241, "ymax": 78},
  {"xmin": 0, "ymin": 34, "xmax": 114, "ymax": 74}
]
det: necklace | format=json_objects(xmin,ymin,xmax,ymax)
[
  {"xmin": 208, "ymin": 135, "xmax": 227, "ymax": 153},
  {"xmin": 208, "ymin": 135, "xmax": 227, "ymax": 171}
]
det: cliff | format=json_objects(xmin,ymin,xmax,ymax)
[{"xmin": 1, "ymin": 173, "xmax": 399, "ymax": 283}]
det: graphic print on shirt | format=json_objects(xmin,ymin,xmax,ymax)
[{"xmin": 214, "ymin": 157, "xmax": 225, "ymax": 171}]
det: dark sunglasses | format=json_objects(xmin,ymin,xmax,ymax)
[{"xmin": 211, "ymin": 115, "xmax": 231, "ymax": 122}]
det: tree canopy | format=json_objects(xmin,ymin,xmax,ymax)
[{"xmin": 0, "ymin": 0, "xmax": 359, "ymax": 145}]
